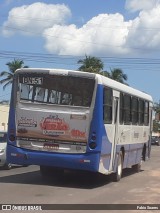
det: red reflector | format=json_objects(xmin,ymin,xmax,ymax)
[{"xmin": 79, "ymin": 159, "xmax": 90, "ymax": 163}]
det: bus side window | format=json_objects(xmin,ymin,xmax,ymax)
[
  {"xmin": 120, "ymin": 93, "xmax": 124, "ymax": 124},
  {"xmin": 124, "ymin": 94, "xmax": 131, "ymax": 125},
  {"xmin": 132, "ymin": 97, "xmax": 138, "ymax": 125},
  {"xmin": 144, "ymin": 101, "xmax": 149, "ymax": 126},
  {"xmin": 103, "ymin": 87, "xmax": 113, "ymax": 124},
  {"xmin": 139, "ymin": 99, "xmax": 144, "ymax": 125}
]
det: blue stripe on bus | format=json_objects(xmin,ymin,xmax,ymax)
[
  {"xmin": 87, "ymin": 84, "xmax": 112, "ymax": 171},
  {"xmin": 7, "ymin": 84, "xmax": 16, "ymax": 145},
  {"xmin": 7, "ymin": 145, "xmax": 100, "ymax": 172}
]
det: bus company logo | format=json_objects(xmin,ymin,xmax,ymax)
[
  {"xmin": 40, "ymin": 115, "xmax": 69, "ymax": 135},
  {"xmin": 43, "ymin": 130, "xmax": 65, "ymax": 136},
  {"xmin": 18, "ymin": 117, "xmax": 37, "ymax": 127},
  {"xmin": 71, "ymin": 129, "xmax": 86, "ymax": 139}
]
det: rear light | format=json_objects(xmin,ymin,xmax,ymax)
[
  {"xmin": 9, "ymin": 129, "xmax": 15, "ymax": 142},
  {"xmin": 9, "ymin": 135, "xmax": 15, "ymax": 142},
  {"xmin": 89, "ymin": 142, "xmax": 97, "ymax": 149},
  {"xmin": 91, "ymin": 135, "xmax": 96, "ymax": 141},
  {"xmin": 89, "ymin": 131, "xmax": 97, "ymax": 149}
]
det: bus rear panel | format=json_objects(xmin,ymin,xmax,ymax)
[{"xmin": 7, "ymin": 69, "xmax": 103, "ymax": 172}]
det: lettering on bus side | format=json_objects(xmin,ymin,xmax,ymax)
[{"xmin": 134, "ymin": 132, "xmax": 139, "ymax": 139}]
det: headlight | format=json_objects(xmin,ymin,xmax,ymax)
[{"xmin": 0, "ymin": 149, "xmax": 5, "ymax": 153}]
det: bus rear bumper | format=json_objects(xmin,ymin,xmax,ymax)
[{"xmin": 7, "ymin": 145, "xmax": 100, "ymax": 172}]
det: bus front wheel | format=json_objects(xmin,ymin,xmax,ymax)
[{"xmin": 113, "ymin": 151, "xmax": 123, "ymax": 182}]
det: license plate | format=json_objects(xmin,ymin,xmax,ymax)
[{"xmin": 43, "ymin": 143, "xmax": 59, "ymax": 150}]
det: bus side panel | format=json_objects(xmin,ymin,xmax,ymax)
[
  {"xmin": 98, "ymin": 127, "xmax": 112, "ymax": 174},
  {"xmin": 7, "ymin": 80, "xmax": 17, "ymax": 162},
  {"xmin": 88, "ymin": 84, "xmax": 112, "ymax": 174},
  {"xmin": 127, "ymin": 143, "xmax": 143, "ymax": 167},
  {"xmin": 87, "ymin": 84, "xmax": 103, "ymax": 153},
  {"xmin": 145, "ymin": 140, "xmax": 151, "ymax": 160}
]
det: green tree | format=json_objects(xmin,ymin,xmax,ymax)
[
  {"xmin": 0, "ymin": 59, "xmax": 28, "ymax": 90},
  {"xmin": 153, "ymin": 102, "xmax": 160, "ymax": 132},
  {"xmin": 109, "ymin": 68, "xmax": 128, "ymax": 84},
  {"xmin": 77, "ymin": 55, "xmax": 128, "ymax": 84},
  {"xmin": 77, "ymin": 55, "xmax": 104, "ymax": 73},
  {"xmin": 153, "ymin": 102, "xmax": 160, "ymax": 113}
]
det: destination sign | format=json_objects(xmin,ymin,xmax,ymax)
[{"xmin": 23, "ymin": 77, "xmax": 43, "ymax": 85}]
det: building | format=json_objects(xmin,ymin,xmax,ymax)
[{"xmin": 0, "ymin": 102, "xmax": 9, "ymax": 131}]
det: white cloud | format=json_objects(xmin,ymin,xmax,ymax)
[
  {"xmin": 43, "ymin": 13, "xmax": 132, "ymax": 56},
  {"xmin": 2, "ymin": 1, "xmax": 160, "ymax": 56},
  {"xmin": 126, "ymin": 5, "xmax": 160, "ymax": 50},
  {"xmin": 42, "ymin": 4, "xmax": 160, "ymax": 56},
  {"xmin": 2, "ymin": 2, "xmax": 71, "ymax": 37},
  {"xmin": 125, "ymin": 0, "xmax": 160, "ymax": 12}
]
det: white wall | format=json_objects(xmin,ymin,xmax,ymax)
[{"xmin": 0, "ymin": 104, "xmax": 9, "ymax": 131}]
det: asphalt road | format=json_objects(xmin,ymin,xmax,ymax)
[{"xmin": 0, "ymin": 145, "xmax": 160, "ymax": 213}]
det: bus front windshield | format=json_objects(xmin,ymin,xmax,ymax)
[{"xmin": 18, "ymin": 74, "xmax": 95, "ymax": 107}]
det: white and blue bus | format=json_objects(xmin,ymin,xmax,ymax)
[{"xmin": 7, "ymin": 68, "xmax": 153, "ymax": 181}]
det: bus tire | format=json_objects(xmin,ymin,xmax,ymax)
[
  {"xmin": 4, "ymin": 163, "xmax": 12, "ymax": 170},
  {"xmin": 113, "ymin": 151, "xmax": 123, "ymax": 182}
]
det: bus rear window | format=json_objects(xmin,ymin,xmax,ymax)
[{"xmin": 18, "ymin": 74, "xmax": 95, "ymax": 107}]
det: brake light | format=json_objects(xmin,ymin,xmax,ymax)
[
  {"xmin": 89, "ymin": 132, "xmax": 97, "ymax": 149},
  {"xmin": 89, "ymin": 142, "xmax": 97, "ymax": 149},
  {"xmin": 9, "ymin": 134, "xmax": 15, "ymax": 142},
  {"xmin": 9, "ymin": 129, "xmax": 15, "ymax": 142}
]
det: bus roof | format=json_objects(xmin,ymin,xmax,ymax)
[
  {"xmin": 15, "ymin": 68, "xmax": 95, "ymax": 79},
  {"xmin": 97, "ymin": 74, "xmax": 153, "ymax": 102},
  {"xmin": 15, "ymin": 68, "xmax": 153, "ymax": 102}
]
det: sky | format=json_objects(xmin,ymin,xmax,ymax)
[{"xmin": 0, "ymin": 0, "xmax": 160, "ymax": 103}]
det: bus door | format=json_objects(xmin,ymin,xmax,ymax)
[{"xmin": 110, "ymin": 91, "xmax": 120, "ymax": 171}]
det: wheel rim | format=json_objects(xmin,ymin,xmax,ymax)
[
  {"xmin": 8, "ymin": 163, "xmax": 12, "ymax": 169},
  {"xmin": 118, "ymin": 157, "xmax": 122, "ymax": 176}
]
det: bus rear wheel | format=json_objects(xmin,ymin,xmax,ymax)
[
  {"xmin": 4, "ymin": 163, "xmax": 12, "ymax": 170},
  {"xmin": 132, "ymin": 161, "xmax": 142, "ymax": 173},
  {"xmin": 113, "ymin": 151, "xmax": 123, "ymax": 182}
]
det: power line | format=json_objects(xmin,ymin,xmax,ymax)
[
  {"xmin": 0, "ymin": 50, "xmax": 160, "ymax": 72},
  {"xmin": 1, "ymin": 50, "xmax": 160, "ymax": 61}
]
